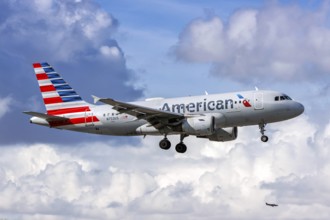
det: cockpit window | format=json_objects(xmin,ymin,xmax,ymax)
[
  {"xmin": 284, "ymin": 95, "xmax": 292, "ymax": 100},
  {"xmin": 275, "ymin": 95, "xmax": 292, "ymax": 101}
]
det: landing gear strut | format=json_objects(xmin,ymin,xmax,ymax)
[
  {"xmin": 175, "ymin": 134, "xmax": 188, "ymax": 153},
  {"xmin": 159, "ymin": 136, "xmax": 171, "ymax": 150},
  {"xmin": 259, "ymin": 123, "xmax": 269, "ymax": 142}
]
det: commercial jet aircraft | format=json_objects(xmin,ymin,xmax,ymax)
[
  {"xmin": 266, "ymin": 202, "xmax": 278, "ymax": 207},
  {"xmin": 24, "ymin": 62, "xmax": 304, "ymax": 153}
]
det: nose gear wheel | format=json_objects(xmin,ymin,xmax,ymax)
[{"xmin": 259, "ymin": 123, "xmax": 269, "ymax": 142}]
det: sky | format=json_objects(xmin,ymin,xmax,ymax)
[{"xmin": 0, "ymin": 0, "xmax": 330, "ymax": 219}]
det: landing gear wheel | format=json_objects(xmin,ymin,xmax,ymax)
[
  {"xmin": 261, "ymin": 135, "xmax": 269, "ymax": 142},
  {"xmin": 175, "ymin": 143, "xmax": 187, "ymax": 153},
  {"xmin": 159, "ymin": 139, "xmax": 171, "ymax": 150},
  {"xmin": 259, "ymin": 123, "xmax": 269, "ymax": 143}
]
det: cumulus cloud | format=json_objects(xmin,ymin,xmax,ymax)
[
  {"xmin": 0, "ymin": 1, "xmax": 328, "ymax": 219},
  {"xmin": 0, "ymin": 96, "xmax": 12, "ymax": 119},
  {"xmin": 0, "ymin": 0, "xmax": 143, "ymax": 144},
  {"xmin": 173, "ymin": 2, "xmax": 330, "ymax": 83},
  {"xmin": 175, "ymin": 16, "xmax": 226, "ymax": 62},
  {"xmin": 0, "ymin": 0, "xmax": 117, "ymax": 61},
  {"xmin": 0, "ymin": 116, "xmax": 329, "ymax": 219},
  {"xmin": 100, "ymin": 45, "xmax": 122, "ymax": 59}
]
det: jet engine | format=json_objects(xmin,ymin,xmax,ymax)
[
  {"xmin": 182, "ymin": 115, "xmax": 215, "ymax": 136},
  {"xmin": 197, "ymin": 127, "xmax": 237, "ymax": 142},
  {"xmin": 206, "ymin": 127, "xmax": 238, "ymax": 142}
]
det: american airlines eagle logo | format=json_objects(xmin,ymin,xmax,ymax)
[{"xmin": 237, "ymin": 94, "xmax": 252, "ymax": 107}]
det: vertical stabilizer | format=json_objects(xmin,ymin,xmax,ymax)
[{"xmin": 32, "ymin": 62, "xmax": 92, "ymax": 116}]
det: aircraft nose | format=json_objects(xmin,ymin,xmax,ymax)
[{"xmin": 294, "ymin": 102, "xmax": 304, "ymax": 116}]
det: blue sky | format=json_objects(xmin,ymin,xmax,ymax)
[
  {"xmin": 97, "ymin": 0, "xmax": 266, "ymax": 96},
  {"xmin": 0, "ymin": 0, "xmax": 330, "ymax": 219}
]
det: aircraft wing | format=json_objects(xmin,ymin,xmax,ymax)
[
  {"xmin": 93, "ymin": 96, "xmax": 184, "ymax": 127},
  {"xmin": 23, "ymin": 111, "xmax": 68, "ymax": 122}
]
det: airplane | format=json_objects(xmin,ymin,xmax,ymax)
[
  {"xmin": 266, "ymin": 202, "xmax": 278, "ymax": 207},
  {"xmin": 24, "ymin": 62, "xmax": 304, "ymax": 153}
]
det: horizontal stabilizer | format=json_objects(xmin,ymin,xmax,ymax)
[{"xmin": 23, "ymin": 111, "xmax": 68, "ymax": 122}]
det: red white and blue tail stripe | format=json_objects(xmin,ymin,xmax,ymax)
[{"xmin": 32, "ymin": 62, "xmax": 99, "ymax": 126}]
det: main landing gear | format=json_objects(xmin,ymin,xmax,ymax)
[
  {"xmin": 259, "ymin": 123, "xmax": 269, "ymax": 142},
  {"xmin": 159, "ymin": 134, "xmax": 188, "ymax": 153},
  {"xmin": 159, "ymin": 136, "xmax": 171, "ymax": 150}
]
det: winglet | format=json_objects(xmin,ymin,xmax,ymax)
[{"xmin": 92, "ymin": 95, "xmax": 101, "ymax": 104}]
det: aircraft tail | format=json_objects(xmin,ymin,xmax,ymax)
[{"xmin": 32, "ymin": 62, "xmax": 91, "ymax": 116}]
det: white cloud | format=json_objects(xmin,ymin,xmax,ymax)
[
  {"xmin": 175, "ymin": 16, "xmax": 225, "ymax": 62},
  {"xmin": 0, "ymin": 0, "xmax": 118, "ymax": 61},
  {"xmin": 0, "ymin": 96, "xmax": 12, "ymax": 119},
  {"xmin": 0, "ymin": 0, "xmax": 144, "ymax": 144},
  {"xmin": 0, "ymin": 1, "xmax": 329, "ymax": 219},
  {"xmin": 33, "ymin": 0, "xmax": 53, "ymax": 12},
  {"xmin": 0, "ymin": 116, "xmax": 329, "ymax": 219},
  {"xmin": 227, "ymin": 10, "xmax": 257, "ymax": 49},
  {"xmin": 173, "ymin": 3, "xmax": 330, "ymax": 83},
  {"xmin": 100, "ymin": 45, "xmax": 122, "ymax": 59}
]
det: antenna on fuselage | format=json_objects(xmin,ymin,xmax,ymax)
[
  {"xmin": 255, "ymin": 86, "xmax": 259, "ymax": 91},
  {"xmin": 205, "ymin": 91, "xmax": 209, "ymax": 95}
]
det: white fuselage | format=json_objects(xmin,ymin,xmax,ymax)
[{"xmin": 56, "ymin": 90, "xmax": 304, "ymax": 136}]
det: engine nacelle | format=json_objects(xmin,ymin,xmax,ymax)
[
  {"xmin": 211, "ymin": 112, "xmax": 227, "ymax": 127},
  {"xmin": 207, "ymin": 127, "xmax": 238, "ymax": 142},
  {"xmin": 182, "ymin": 116, "xmax": 215, "ymax": 136}
]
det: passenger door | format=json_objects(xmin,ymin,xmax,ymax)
[{"xmin": 254, "ymin": 93, "xmax": 264, "ymax": 110}]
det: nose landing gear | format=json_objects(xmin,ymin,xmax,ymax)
[
  {"xmin": 261, "ymin": 135, "xmax": 269, "ymax": 142},
  {"xmin": 259, "ymin": 123, "xmax": 269, "ymax": 142}
]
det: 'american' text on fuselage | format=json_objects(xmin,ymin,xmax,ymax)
[{"xmin": 161, "ymin": 98, "xmax": 234, "ymax": 113}]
